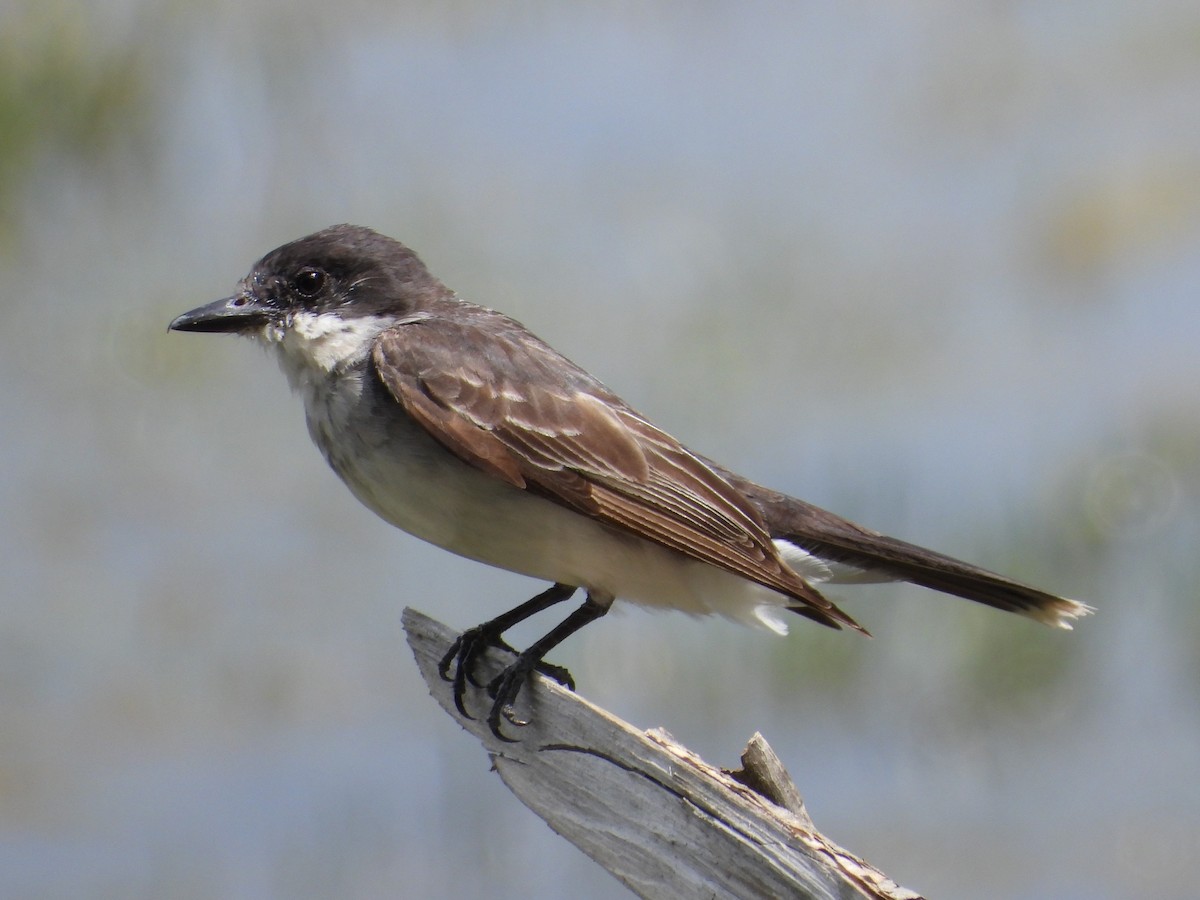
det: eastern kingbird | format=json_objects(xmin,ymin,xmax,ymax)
[{"xmin": 170, "ymin": 224, "xmax": 1091, "ymax": 738}]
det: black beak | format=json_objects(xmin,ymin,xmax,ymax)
[{"xmin": 169, "ymin": 294, "xmax": 273, "ymax": 334}]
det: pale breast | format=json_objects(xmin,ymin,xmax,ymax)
[{"xmin": 279, "ymin": 337, "xmax": 793, "ymax": 631}]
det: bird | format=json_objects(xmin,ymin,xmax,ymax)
[{"xmin": 170, "ymin": 224, "xmax": 1091, "ymax": 739}]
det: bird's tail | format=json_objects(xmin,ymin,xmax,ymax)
[{"xmin": 721, "ymin": 470, "xmax": 1093, "ymax": 629}]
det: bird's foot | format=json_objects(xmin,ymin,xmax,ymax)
[
  {"xmin": 438, "ymin": 624, "xmax": 508, "ymax": 717},
  {"xmin": 439, "ymin": 625, "xmax": 575, "ymax": 726},
  {"xmin": 483, "ymin": 650, "xmax": 573, "ymax": 742}
]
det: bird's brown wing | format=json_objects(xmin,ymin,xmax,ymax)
[{"xmin": 370, "ymin": 309, "xmax": 862, "ymax": 631}]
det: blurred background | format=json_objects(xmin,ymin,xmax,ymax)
[{"xmin": 2, "ymin": 2, "xmax": 1198, "ymax": 897}]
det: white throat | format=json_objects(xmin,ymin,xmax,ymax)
[{"xmin": 260, "ymin": 311, "xmax": 392, "ymax": 392}]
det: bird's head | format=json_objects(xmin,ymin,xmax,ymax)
[
  {"xmin": 170, "ymin": 224, "xmax": 451, "ymax": 378},
  {"xmin": 170, "ymin": 224, "xmax": 447, "ymax": 340}
]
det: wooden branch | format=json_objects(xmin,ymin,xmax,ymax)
[{"xmin": 403, "ymin": 608, "xmax": 923, "ymax": 900}]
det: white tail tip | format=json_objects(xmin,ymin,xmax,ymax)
[{"xmin": 1031, "ymin": 598, "xmax": 1095, "ymax": 630}]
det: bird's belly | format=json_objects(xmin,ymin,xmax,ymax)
[{"xmin": 313, "ymin": 399, "xmax": 794, "ymax": 631}]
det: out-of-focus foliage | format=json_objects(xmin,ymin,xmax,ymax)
[{"xmin": 0, "ymin": 3, "xmax": 150, "ymax": 243}]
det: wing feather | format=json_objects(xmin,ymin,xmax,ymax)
[{"xmin": 371, "ymin": 307, "xmax": 861, "ymax": 631}]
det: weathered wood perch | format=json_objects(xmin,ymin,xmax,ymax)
[{"xmin": 403, "ymin": 608, "xmax": 923, "ymax": 900}]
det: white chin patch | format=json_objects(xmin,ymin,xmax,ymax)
[{"xmin": 271, "ymin": 312, "xmax": 391, "ymax": 375}]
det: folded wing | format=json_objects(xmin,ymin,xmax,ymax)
[{"xmin": 371, "ymin": 308, "xmax": 863, "ymax": 632}]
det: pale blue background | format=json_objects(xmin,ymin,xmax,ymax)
[{"xmin": 2, "ymin": 2, "xmax": 1198, "ymax": 897}]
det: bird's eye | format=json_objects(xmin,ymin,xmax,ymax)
[{"xmin": 293, "ymin": 267, "xmax": 327, "ymax": 298}]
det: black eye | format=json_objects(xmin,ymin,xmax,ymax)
[{"xmin": 292, "ymin": 267, "xmax": 327, "ymax": 298}]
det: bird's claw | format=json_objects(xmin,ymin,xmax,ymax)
[
  {"xmin": 440, "ymin": 626, "xmax": 575, "ymax": 739},
  {"xmin": 485, "ymin": 661, "xmax": 534, "ymax": 741},
  {"xmin": 438, "ymin": 625, "xmax": 510, "ymax": 718}
]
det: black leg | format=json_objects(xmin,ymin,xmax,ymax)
[
  {"xmin": 438, "ymin": 583, "xmax": 577, "ymax": 718},
  {"xmin": 486, "ymin": 592, "xmax": 610, "ymax": 742}
]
